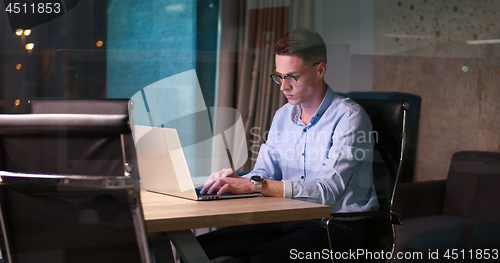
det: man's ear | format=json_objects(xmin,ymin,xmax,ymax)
[{"xmin": 317, "ymin": 62, "xmax": 326, "ymax": 78}]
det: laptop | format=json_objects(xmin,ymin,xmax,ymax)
[{"xmin": 133, "ymin": 125, "xmax": 260, "ymax": 200}]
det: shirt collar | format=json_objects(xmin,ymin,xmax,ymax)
[{"xmin": 290, "ymin": 85, "xmax": 335, "ymax": 126}]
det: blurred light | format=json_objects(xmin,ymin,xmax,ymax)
[
  {"xmin": 96, "ymin": 40, "xmax": 103, "ymax": 47},
  {"xmin": 462, "ymin": 66, "xmax": 469, "ymax": 73},
  {"xmin": 165, "ymin": 3, "xmax": 186, "ymax": 13},
  {"xmin": 16, "ymin": 64, "xmax": 21, "ymax": 70},
  {"xmin": 15, "ymin": 29, "xmax": 23, "ymax": 36},
  {"xmin": 24, "ymin": 29, "xmax": 31, "ymax": 36},
  {"xmin": 14, "ymin": 99, "xmax": 20, "ymax": 107},
  {"xmin": 466, "ymin": 39, "xmax": 500, "ymax": 45},
  {"xmin": 25, "ymin": 43, "xmax": 34, "ymax": 50}
]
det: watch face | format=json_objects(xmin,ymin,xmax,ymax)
[{"xmin": 251, "ymin": 175, "xmax": 264, "ymax": 182}]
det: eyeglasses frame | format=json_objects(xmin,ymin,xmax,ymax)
[{"xmin": 269, "ymin": 62, "xmax": 320, "ymax": 85}]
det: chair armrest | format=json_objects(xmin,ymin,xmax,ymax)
[
  {"xmin": 321, "ymin": 209, "xmax": 403, "ymax": 227},
  {"xmin": 393, "ymin": 180, "xmax": 446, "ymax": 219},
  {"xmin": 326, "ymin": 210, "xmax": 390, "ymax": 220}
]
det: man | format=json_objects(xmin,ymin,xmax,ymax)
[{"xmin": 199, "ymin": 28, "xmax": 378, "ymax": 262}]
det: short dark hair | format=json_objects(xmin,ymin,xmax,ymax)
[{"xmin": 274, "ymin": 28, "xmax": 327, "ymax": 64}]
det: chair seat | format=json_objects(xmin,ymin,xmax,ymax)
[{"xmin": 395, "ymin": 215, "xmax": 500, "ymax": 253}]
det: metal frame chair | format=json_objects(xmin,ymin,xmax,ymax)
[
  {"xmin": 0, "ymin": 113, "xmax": 152, "ymax": 263},
  {"xmin": 322, "ymin": 98, "xmax": 409, "ymax": 262}
]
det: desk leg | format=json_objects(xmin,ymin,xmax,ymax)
[
  {"xmin": 148, "ymin": 233, "xmax": 176, "ymax": 263},
  {"xmin": 167, "ymin": 230, "xmax": 209, "ymax": 263}
]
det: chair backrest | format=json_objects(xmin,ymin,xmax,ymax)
[
  {"xmin": 29, "ymin": 98, "xmax": 129, "ymax": 115},
  {"xmin": 0, "ymin": 172, "xmax": 151, "ymax": 263},
  {"xmin": 350, "ymin": 98, "xmax": 409, "ymax": 211},
  {"xmin": 0, "ymin": 114, "xmax": 130, "ymax": 177},
  {"xmin": 0, "ymin": 108, "xmax": 151, "ymax": 263},
  {"xmin": 348, "ymin": 98, "xmax": 409, "ymax": 260},
  {"xmin": 346, "ymin": 92, "xmax": 421, "ymax": 183},
  {"xmin": 1, "ymin": 98, "xmax": 131, "ymax": 177},
  {"xmin": 443, "ymin": 151, "xmax": 500, "ymax": 222}
]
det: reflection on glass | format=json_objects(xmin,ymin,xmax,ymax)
[{"xmin": 25, "ymin": 43, "xmax": 34, "ymax": 50}]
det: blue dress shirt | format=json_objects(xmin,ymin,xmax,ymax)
[{"xmin": 244, "ymin": 85, "xmax": 379, "ymax": 213}]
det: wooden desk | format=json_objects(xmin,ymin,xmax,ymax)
[
  {"xmin": 141, "ymin": 190, "xmax": 330, "ymax": 232},
  {"xmin": 140, "ymin": 190, "xmax": 330, "ymax": 262}
]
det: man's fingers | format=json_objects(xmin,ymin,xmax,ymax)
[
  {"xmin": 202, "ymin": 170, "xmax": 231, "ymax": 194},
  {"xmin": 217, "ymin": 184, "xmax": 230, "ymax": 195},
  {"xmin": 200, "ymin": 178, "xmax": 216, "ymax": 194},
  {"xmin": 208, "ymin": 179, "xmax": 225, "ymax": 194}
]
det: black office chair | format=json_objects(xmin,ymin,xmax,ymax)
[
  {"xmin": 322, "ymin": 98, "xmax": 409, "ymax": 262},
  {"xmin": 0, "ymin": 113, "xmax": 131, "ymax": 177},
  {"xmin": 345, "ymin": 92, "xmax": 421, "ymax": 183},
  {"xmin": 0, "ymin": 113, "xmax": 151, "ymax": 263},
  {"xmin": 27, "ymin": 98, "xmax": 181, "ymax": 263},
  {"xmin": 20, "ymin": 98, "xmax": 132, "ymax": 177}
]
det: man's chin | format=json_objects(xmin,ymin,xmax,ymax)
[{"xmin": 286, "ymin": 97, "xmax": 300, "ymax": 105}]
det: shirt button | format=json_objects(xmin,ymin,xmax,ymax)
[
  {"xmin": 301, "ymin": 176, "xmax": 305, "ymax": 180},
  {"xmin": 302, "ymin": 152, "xmax": 305, "ymax": 156}
]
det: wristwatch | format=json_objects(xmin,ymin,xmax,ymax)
[{"xmin": 250, "ymin": 175, "xmax": 264, "ymax": 193}]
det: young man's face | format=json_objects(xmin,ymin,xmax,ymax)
[{"xmin": 274, "ymin": 55, "xmax": 323, "ymax": 107}]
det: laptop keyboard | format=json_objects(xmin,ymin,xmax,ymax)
[{"xmin": 195, "ymin": 187, "xmax": 232, "ymax": 196}]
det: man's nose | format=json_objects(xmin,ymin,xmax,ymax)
[{"xmin": 280, "ymin": 81, "xmax": 291, "ymax": 91}]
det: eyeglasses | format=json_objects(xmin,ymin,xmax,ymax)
[{"xmin": 270, "ymin": 62, "xmax": 319, "ymax": 85}]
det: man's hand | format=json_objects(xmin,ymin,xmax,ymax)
[
  {"xmin": 203, "ymin": 176, "xmax": 255, "ymax": 195},
  {"xmin": 200, "ymin": 168, "xmax": 239, "ymax": 194},
  {"xmin": 200, "ymin": 168, "xmax": 284, "ymax": 197}
]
